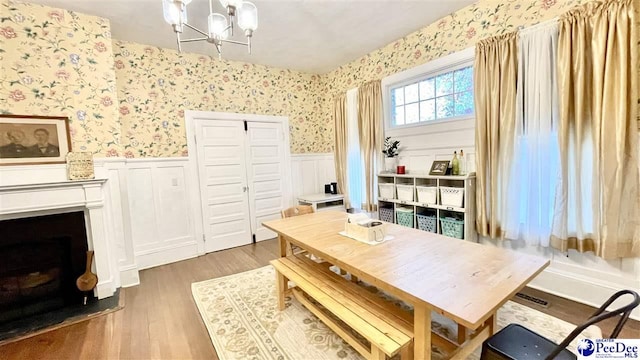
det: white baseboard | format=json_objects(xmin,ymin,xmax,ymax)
[
  {"xmin": 135, "ymin": 241, "xmax": 199, "ymax": 270},
  {"xmin": 119, "ymin": 265, "xmax": 141, "ymax": 287},
  {"xmin": 95, "ymin": 279, "xmax": 116, "ymax": 299},
  {"xmin": 529, "ymin": 267, "xmax": 640, "ymax": 321}
]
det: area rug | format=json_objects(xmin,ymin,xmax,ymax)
[{"xmin": 192, "ymin": 266, "xmax": 601, "ymax": 360}]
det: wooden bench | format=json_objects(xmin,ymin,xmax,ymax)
[{"xmin": 271, "ymin": 255, "xmax": 414, "ymax": 360}]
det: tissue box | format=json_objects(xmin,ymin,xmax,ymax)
[{"xmin": 345, "ymin": 221, "xmax": 387, "ymax": 243}]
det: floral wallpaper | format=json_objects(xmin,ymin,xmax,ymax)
[
  {"xmin": 0, "ymin": 0, "xmax": 122, "ymax": 156},
  {"xmin": 320, "ymin": 0, "xmax": 640, "ymax": 132},
  {"xmin": 1, "ymin": 0, "xmax": 636, "ymax": 158},
  {"xmin": 113, "ymin": 41, "xmax": 329, "ymax": 157}
]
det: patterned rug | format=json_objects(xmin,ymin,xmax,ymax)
[{"xmin": 192, "ymin": 266, "xmax": 601, "ymax": 360}]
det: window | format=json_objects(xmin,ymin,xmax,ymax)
[
  {"xmin": 390, "ymin": 66, "xmax": 474, "ymax": 126},
  {"xmin": 382, "ymin": 48, "xmax": 475, "ymax": 129}
]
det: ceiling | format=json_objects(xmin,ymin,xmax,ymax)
[{"xmin": 28, "ymin": 0, "xmax": 475, "ymax": 74}]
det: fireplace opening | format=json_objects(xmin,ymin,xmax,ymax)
[{"xmin": 0, "ymin": 211, "xmax": 89, "ymax": 326}]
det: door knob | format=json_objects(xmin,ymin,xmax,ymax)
[{"xmin": 243, "ymin": 186, "xmax": 248, "ymax": 192}]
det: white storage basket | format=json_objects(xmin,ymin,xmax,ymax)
[
  {"xmin": 440, "ymin": 186, "xmax": 464, "ymax": 207},
  {"xmin": 416, "ymin": 186, "xmax": 437, "ymax": 204},
  {"xmin": 378, "ymin": 183, "xmax": 395, "ymax": 199},
  {"xmin": 396, "ymin": 184, "xmax": 414, "ymax": 202}
]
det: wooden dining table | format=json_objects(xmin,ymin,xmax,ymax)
[{"xmin": 263, "ymin": 211, "xmax": 550, "ymax": 359}]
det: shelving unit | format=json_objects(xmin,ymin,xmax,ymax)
[{"xmin": 377, "ymin": 172, "xmax": 477, "ymax": 242}]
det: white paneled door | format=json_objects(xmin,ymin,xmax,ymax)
[
  {"xmin": 193, "ymin": 116, "xmax": 288, "ymax": 252},
  {"xmin": 195, "ymin": 120, "xmax": 253, "ymax": 252},
  {"xmin": 246, "ymin": 122, "xmax": 285, "ymax": 241}
]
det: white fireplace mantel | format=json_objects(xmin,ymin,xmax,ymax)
[{"xmin": 0, "ymin": 178, "xmax": 118, "ymax": 299}]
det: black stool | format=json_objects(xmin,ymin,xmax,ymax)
[{"xmin": 480, "ymin": 290, "xmax": 639, "ymax": 360}]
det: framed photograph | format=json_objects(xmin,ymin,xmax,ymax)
[
  {"xmin": 429, "ymin": 160, "xmax": 450, "ymax": 175},
  {"xmin": 0, "ymin": 115, "xmax": 71, "ymax": 166}
]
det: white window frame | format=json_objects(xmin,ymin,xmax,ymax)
[{"xmin": 382, "ymin": 47, "xmax": 475, "ymax": 131}]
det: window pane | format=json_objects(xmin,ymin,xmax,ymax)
[
  {"xmin": 454, "ymin": 66, "xmax": 473, "ymax": 92},
  {"xmin": 419, "ymin": 100, "xmax": 435, "ymax": 121},
  {"xmin": 393, "ymin": 87, "xmax": 404, "ymax": 106},
  {"xmin": 454, "ymin": 91, "xmax": 474, "ymax": 116},
  {"xmin": 394, "ymin": 106, "xmax": 405, "ymax": 125},
  {"xmin": 419, "ymin": 79, "xmax": 435, "ymax": 100},
  {"xmin": 435, "ymin": 72, "xmax": 453, "ymax": 96},
  {"xmin": 404, "ymin": 83, "xmax": 419, "ymax": 104},
  {"xmin": 405, "ymin": 103, "xmax": 419, "ymax": 124},
  {"xmin": 436, "ymin": 95, "xmax": 454, "ymax": 118}
]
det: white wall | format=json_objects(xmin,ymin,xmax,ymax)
[
  {"xmin": 386, "ymin": 118, "xmax": 476, "ymax": 174},
  {"xmin": 290, "ymin": 153, "xmax": 336, "ymax": 203}
]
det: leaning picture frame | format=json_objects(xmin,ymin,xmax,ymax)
[
  {"xmin": 0, "ymin": 115, "xmax": 72, "ymax": 166},
  {"xmin": 429, "ymin": 160, "xmax": 450, "ymax": 175}
]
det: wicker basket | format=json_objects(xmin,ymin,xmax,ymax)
[
  {"xmin": 379, "ymin": 207, "xmax": 394, "ymax": 223},
  {"xmin": 416, "ymin": 186, "xmax": 437, "ymax": 204},
  {"xmin": 395, "ymin": 207, "xmax": 414, "ymax": 228},
  {"xmin": 396, "ymin": 185, "xmax": 414, "ymax": 202},
  {"xmin": 379, "ymin": 183, "xmax": 395, "ymax": 199},
  {"xmin": 440, "ymin": 217, "xmax": 464, "ymax": 239},
  {"xmin": 416, "ymin": 214, "xmax": 436, "ymax": 233},
  {"xmin": 440, "ymin": 186, "xmax": 464, "ymax": 207}
]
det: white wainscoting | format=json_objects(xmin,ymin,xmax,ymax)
[
  {"xmin": 290, "ymin": 153, "xmax": 336, "ymax": 205},
  {"xmin": 386, "ymin": 118, "xmax": 476, "ymax": 174},
  {"xmin": 123, "ymin": 158, "xmax": 198, "ymax": 270}
]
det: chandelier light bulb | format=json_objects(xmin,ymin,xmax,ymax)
[
  {"xmin": 208, "ymin": 13, "xmax": 229, "ymax": 40},
  {"xmin": 238, "ymin": 1, "xmax": 258, "ymax": 32},
  {"xmin": 162, "ymin": 0, "xmax": 181, "ymax": 25}
]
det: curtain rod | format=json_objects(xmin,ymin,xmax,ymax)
[{"xmin": 518, "ymin": 17, "xmax": 559, "ymax": 34}]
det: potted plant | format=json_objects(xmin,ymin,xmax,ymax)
[{"xmin": 382, "ymin": 137, "xmax": 400, "ymax": 173}]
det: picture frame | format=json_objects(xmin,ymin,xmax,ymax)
[
  {"xmin": 0, "ymin": 115, "xmax": 72, "ymax": 166},
  {"xmin": 429, "ymin": 160, "xmax": 450, "ymax": 175}
]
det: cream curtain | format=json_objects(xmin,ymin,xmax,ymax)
[
  {"xmin": 346, "ymin": 88, "xmax": 365, "ymax": 210},
  {"xmin": 333, "ymin": 94, "xmax": 350, "ymax": 209},
  {"xmin": 504, "ymin": 21, "xmax": 560, "ymax": 247},
  {"xmin": 474, "ymin": 32, "xmax": 518, "ymax": 239},
  {"xmin": 552, "ymin": 0, "xmax": 639, "ymax": 258},
  {"xmin": 357, "ymin": 80, "xmax": 383, "ymax": 212}
]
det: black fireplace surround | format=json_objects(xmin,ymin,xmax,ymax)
[{"xmin": 0, "ymin": 211, "xmax": 89, "ymax": 325}]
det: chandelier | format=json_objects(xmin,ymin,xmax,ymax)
[{"xmin": 162, "ymin": 0, "xmax": 258, "ymax": 57}]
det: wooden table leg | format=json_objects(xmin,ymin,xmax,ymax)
[
  {"xmin": 457, "ymin": 324, "xmax": 467, "ymax": 344},
  {"xmin": 486, "ymin": 313, "xmax": 497, "ymax": 335},
  {"xmin": 275, "ymin": 270, "xmax": 287, "ymax": 311},
  {"xmin": 414, "ymin": 304, "xmax": 432, "ymax": 360},
  {"xmin": 278, "ymin": 235, "xmax": 287, "ymax": 257}
]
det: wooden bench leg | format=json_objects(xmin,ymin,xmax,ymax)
[
  {"xmin": 370, "ymin": 346, "xmax": 386, "ymax": 360},
  {"xmin": 276, "ymin": 270, "xmax": 287, "ymax": 311}
]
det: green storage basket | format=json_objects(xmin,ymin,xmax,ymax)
[
  {"xmin": 440, "ymin": 217, "xmax": 464, "ymax": 239},
  {"xmin": 396, "ymin": 208, "xmax": 414, "ymax": 228},
  {"xmin": 416, "ymin": 214, "xmax": 437, "ymax": 233}
]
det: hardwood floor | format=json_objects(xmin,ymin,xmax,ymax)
[{"xmin": 1, "ymin": 239, "xmax": 637, "ymax": 359}]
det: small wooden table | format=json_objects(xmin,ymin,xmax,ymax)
[
  {"xmin": 263, "ymin": 211, "xmax": 549, "ymax": 359},
  {"xmin": 297, "ymin": 193, "xmax": 345, "ymax": 212}
]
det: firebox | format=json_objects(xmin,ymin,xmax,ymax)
[{"xmin": 0, "ymin": 211, "xmax": 89, "ymax": 325}]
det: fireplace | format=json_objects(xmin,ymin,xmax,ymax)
[{"xmin": 0, "ymin": 212, "xmax": 89, "ymax": 325}]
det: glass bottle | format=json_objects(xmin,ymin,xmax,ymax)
[
  {"xmin": 459, "ymin": 150, "xmax": 465, "ymax": 175},
  {"xmin": 452, "ymin": 151, "xmax": 459, "ymax": 175}
]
